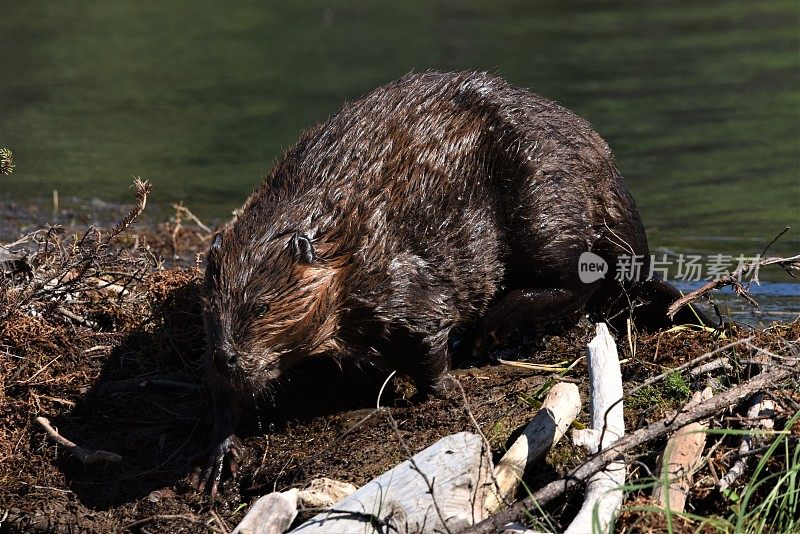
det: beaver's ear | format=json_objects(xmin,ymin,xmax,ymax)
[
  {"xmin": 206, "ymin": 233, "xmax": 223, "ymax": 282},
  {"xmin": 290, "ymin": 232, "xmax": 315, "ymax": 264},
  {"xmin": 211, "ymin": 232, "xmax": 223, "ymax": 252}
]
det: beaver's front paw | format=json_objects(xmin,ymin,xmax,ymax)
[
  {"xmin": 470, "ymin": 327, "xmax": 502, "ymax": 364},
  {"xmin": 190, "ymin": 434, "xmax": 242, "ymax": 498}
]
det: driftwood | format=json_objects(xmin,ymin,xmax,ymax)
[
  {"xmin": 233, "ymin": 489, "xmax": 299, "ymax": 534},
  {"xmin": 565, "ymin": 323, "xmax": 625, "ymax": 534},
  {"xmin": 464, "ymin": 364, "xmax": 797, "ymax": 534},
  {"xmin": 690, "ymin": 358, "xmax": 733, "ymax": 377},
  {"xmin": 231, "ymin": 478, "xmax": 356, "ymax": 534},
  {"xmin": 291, "ymin": 432, "xmax": 492, "ymax": 533},
  {"xmin": 483, "ymin": 382, "xmax": 580, "ymax": 514},
  {"xmin": 652, "ymin": 387, "xmax": 713, "ymax": 511},
  {"xmin": 297, "ymin": 478, "xmax": 357, "ymax": 509}
]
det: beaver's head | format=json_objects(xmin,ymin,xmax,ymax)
[{"xmin": 202, "ymin": 229, "xmax": 344, "ymax": 393}]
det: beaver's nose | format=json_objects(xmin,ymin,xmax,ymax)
[{"xmin": 214, "ymin": 344, "xmax": 239, "ymax": 372}]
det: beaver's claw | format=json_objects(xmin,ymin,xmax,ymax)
[{"xmin": 191, "ymin": 434, "xmax": 242, "ymax": 498}]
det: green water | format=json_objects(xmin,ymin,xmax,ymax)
[{"xmin": 1, "ymin": 2, "xmax": 799, "ymax": 264}]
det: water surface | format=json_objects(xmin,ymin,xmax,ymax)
[{"xmin": 1, "ymin": 0, "xmax": 798, "ymax": 318}]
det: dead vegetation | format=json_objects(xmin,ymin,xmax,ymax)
[{"xmin": 0, "ymin": 184, "xmax": 798, "ymax": 533}]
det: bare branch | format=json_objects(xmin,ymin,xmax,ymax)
[
  {"xmin": 668, "ymin": 254, "xmax": 800, "ymax": 318},
  {"xmin": 105, "ymin": 178, "xmax": 153, "ymax": 244},
  {"xmin": 36, "ymin": 416, "xmax": 122, "ymax": 464}
]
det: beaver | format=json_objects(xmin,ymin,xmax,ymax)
[{"xmin": 193, "ymin": 71, "xmax": 713, "ymax": 495}]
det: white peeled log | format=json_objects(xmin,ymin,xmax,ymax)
[
  {"xmin": 483, "ymin": 382, "xmax": 581, "ymax": 514},
  {"xmin": 565, "ymin": 323, "xmax": 625, "ymax": 534},
  {"xmin": 233, "ymin": 489, "xmax": 299, "ymax": 534},
  {"xmin": 291, "ymin": 431, "xmax": 493, "ymax": 533},
  {"xmin": 652, "ymin": 387, "xmax": 713, "ymax": 511},
  {"xmin": 689, "ymin": 357, "xmax": 733, "ymax": 377},
  {"xmin": 297, "ymin": 477, "xmax": 357, "ymax": 509}
]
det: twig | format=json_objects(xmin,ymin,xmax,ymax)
[
  {"xmin": 718, "ymin": 393, "xmax": 777, "ymax": 491},
  {"xmin": 451, "ymin": 377, "xmax": 503, "ymax": 522},
  {"xmin": 464, "ymin": 364, "xmax": 798, "ymax": 533},
  {"xmin": 669, "ymin": 274, "xmax": 758, "ymax": 317},
  {"xmin": 99, "ymin": 377, "xmax": 203, "ymax": 395},
  {"xmin": 498, "ymin": 359, "xmax": 573, "ymax": 372},
  {"xmin": 757, "ymin": 226, "xmax": 791, "ymax": 262},
  {"xmin": 105, "ymin": 178, "xmax": 152, "ymax": 244},
  {"xmin": 739, "ymin": 359, "xmax": 799, "ymax": 372},
  {"xmin": 36, "ymin": 416, "xmax": 122, "ymax": 464},
  {"xmin": 29, "ymin": 485, "xmax": 74, "ymax": 494},
  {"xmin": 82, "ymin": 345, "xmax": 113, "ymax": 355},
  {"xmin": 668, "ymin": 254, "xmax": 800, "ymax": 318},
  {"xmin": 21, "ymin": 355, "xmax": 63, "ymax": 384},
  {"xmin": 628, "ymin": 337, "xmax": 753, "ymax": 397},
  {"xmin": 56, "ymin": 306, "xmax": 99, "ymax": 329},
  {"xmin": 88, "ymin": 276, "xmax": 130, "ymax": 296},
  {"xmin": 172, "ymin": 202, "xmax": 212, "ymax": 233},
  {"xmin": 451, "ymin": 377, "xmax": 493, "ymax": 458},
  {"xmin": 33, "ymin": 394, "xmax": 76, "ymax": 408},
  {"xmin": 210, "ymin": 508, "xmax": 231, "ymax": 534}
]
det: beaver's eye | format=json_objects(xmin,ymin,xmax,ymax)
[{"xmin": 254, "ymin": 303, "xmax": 270, "ymax": 318}]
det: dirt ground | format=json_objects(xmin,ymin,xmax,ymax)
[{"xmin": 1, "ymin": 198, "xmax": 798, "ymax": 533}]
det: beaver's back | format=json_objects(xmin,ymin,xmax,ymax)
[
  {"xmin": 249, "ymin": 71, "xmax": 645, "ymax": 298},
  {"xmin": 222, "ymin": 70, "xmax": 652, "ymax": 367},
  {"xmin": 195, "ymin": 72, "xmax": 701, "ymax": 497}
]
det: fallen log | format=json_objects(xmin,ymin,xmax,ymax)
[{"xmin": 291, "ymin": 431, "xmax": 492, "ymax": 533}]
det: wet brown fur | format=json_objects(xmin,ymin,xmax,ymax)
[{"xmin": 202, "ymin": 70, "xmax": 706, "ymax": 445}]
